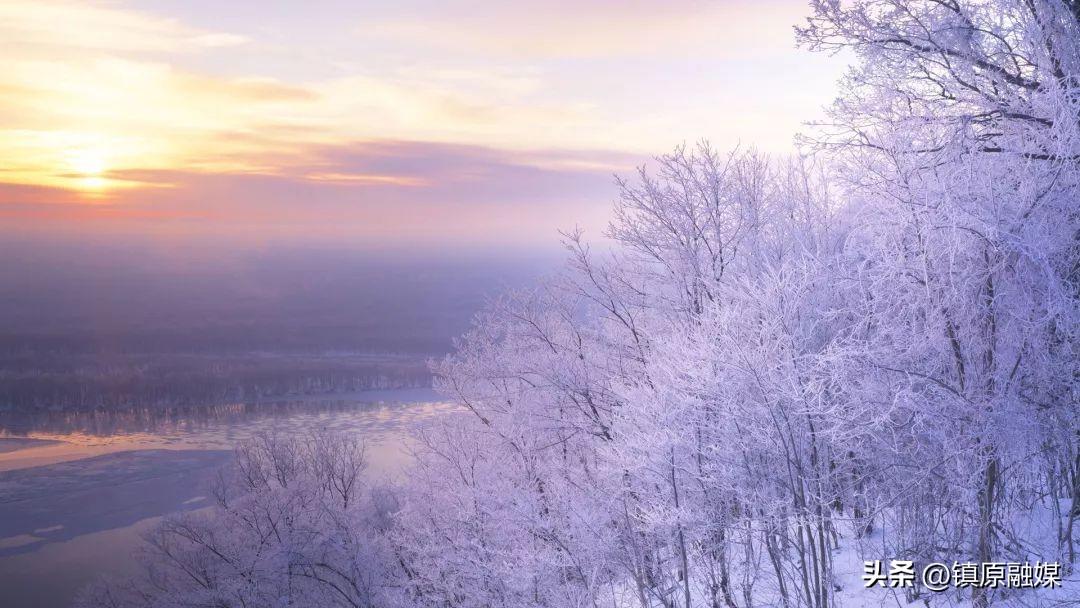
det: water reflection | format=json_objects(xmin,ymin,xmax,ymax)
[
  {"xmin": 0, "ymin": 387, "xmax": 444, "ymax": 437},
  {"xmin": 0, "ymin": 388, "xmax": 456, "ymax": 472}
]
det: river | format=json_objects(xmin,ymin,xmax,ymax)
[{"xmin": 0, "ymin": 388, "xmax": 456, "ymax": 608}]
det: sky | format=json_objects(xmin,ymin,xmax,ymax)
[{"xmin": 0, "ymin": 0, "xmax": 844, "ymax": 250}]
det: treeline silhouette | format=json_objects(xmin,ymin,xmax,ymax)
[{"xmin": 0, "ymin": 351, "xmax": 431, "ymax": 411}]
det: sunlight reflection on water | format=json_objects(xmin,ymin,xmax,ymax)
[{"xmin": 0, "ymin": 388, "xmax": 459, "ymax": 473}]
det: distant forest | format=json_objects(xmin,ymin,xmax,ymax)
[
  {"xmin": 0, "ymin": 247, "xmax": 554, "ymax": 411},
  {"xmin": 0, "ymin": 351, "xmax": 431, "ymax": 411}
]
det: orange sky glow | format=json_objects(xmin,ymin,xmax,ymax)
[{"xmin": 0, "ymin": 0, "xmax": 843, "ymax": 246}]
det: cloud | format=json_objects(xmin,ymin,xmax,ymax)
[
  {"xmin": 0, "ymin": 1, "xmax": 617, "ymax": 195},
  {"xmin": 0, "ymin": 140, "xmax": 641, "ymax": 246},
  {"xmin": 0, "ymin": 0, "xmax": 841, "ymax": 244},
  {"xmin": 364, "ymin": 0, "xmax": 808, "ymax": 59},
  {"xmin": 0, "ymin": 0, "xmax": 248, "ymax": 54}
]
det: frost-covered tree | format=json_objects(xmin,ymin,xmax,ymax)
[
  {"xmin": 82, "ymin": 2, "xmax": 1079, "ymax": 608},
  {"xmin": 75, "ymin": 433, "xmax": 396, "ymax": 608},
  {"xmin": 798, "ymin": 2, "xmax": 1079, "ymax": 605},
  {"xmin": 397, "ymin": 2, "xmax": 1078, "ymax": 606}
]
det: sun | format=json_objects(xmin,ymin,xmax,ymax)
[
  {"xmin": 66, "ymin": 148, "xmax": 109, "ymax": 192},
  {"xmin": 69, "ymin": 149, "xmax": 106, "ymax": 176}
]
